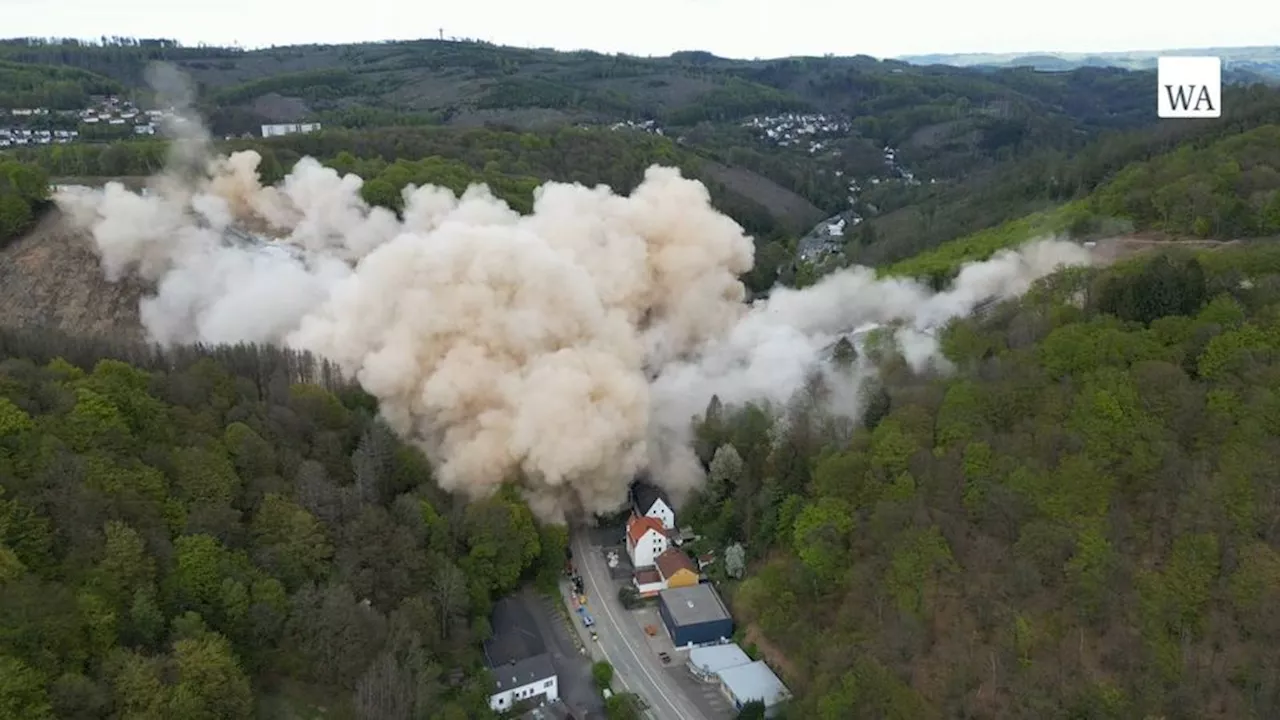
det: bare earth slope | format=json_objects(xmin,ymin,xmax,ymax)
[{"xmin": 0, "ymin": 209, "xmax": 146, "ymax": 341}]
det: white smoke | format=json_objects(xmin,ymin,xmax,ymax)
[
  {"xmin": 648, "ymin": 239, "xmax": 1092, "ymax": 439},
  {"xmin": 55, "ymin": 72, "xmax": 1093, "ymax": 519}
]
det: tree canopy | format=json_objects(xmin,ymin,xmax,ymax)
[
  {"xmin": 683, "ymin": 242, "xmax": 1280, "ymax": 719},
  {"xmin": 0, "ymin": 332, "xmax": 562, "ymax": 719}
]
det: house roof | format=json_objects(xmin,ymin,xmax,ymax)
[
  {"xmin": 656, "ymin": 549, "xmax": 697, "ymax": 580},
  {"xmin": 659, "ymin": 583, "xmax": 732, "ymax": 627},
  {"xmin": 492, "ymin": 653, "xmax": 556, "ymax": 692},
  {"xmin": 627, "ymin": 514, "xmax": 667, "ymax": 544},
  {"xmin": 631, "ymin": 480, "xmax": 672, "ymax": 516},
  {"xmin": 634, "ymin": 568, "xmax": 662, "ymax": 585},
  {"xmin": 689, "ymin": 643, "xmax": 753, "ymax": 675},
  {"xmin": 717, "ymin": 660, "xmax": 790, "ymax": 708},
  {"xmin": 484, "ymin": 596, "xmax": 546, "ymax": 667}
]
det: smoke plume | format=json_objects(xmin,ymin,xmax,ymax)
[{"xmin": 57, "ymin": 68, "xmax": 1093, "ymax": 519}]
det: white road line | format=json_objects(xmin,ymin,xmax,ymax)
[{"xmin": 574, "ymin": 535, "xmax": 696, "ymax": 720}]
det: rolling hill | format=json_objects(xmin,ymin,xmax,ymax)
[
  {"xmin": 0, "ymin": 37, "xmax": 1165, "ymax": 193},
  {"xmin": 899, "ymin": 45, "xmax": 1280, "ymax": 83}
]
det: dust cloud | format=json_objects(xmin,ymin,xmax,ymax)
[{"xmin": 56, "ymin": 66, "xmax": 1093, "ymax": 520}]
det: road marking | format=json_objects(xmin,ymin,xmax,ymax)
[{"xmin": 574, "ymin": 534, "xmax": 697, "ymax": 720}]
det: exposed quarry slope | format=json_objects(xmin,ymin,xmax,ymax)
[{"xmin": 0, "ymin": 208, "xmax": 146, "ymax": 341}]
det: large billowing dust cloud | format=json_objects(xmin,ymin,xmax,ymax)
[{"xmin": 56, "ymin": 67, "xmax": 1093, "ymax": 520}]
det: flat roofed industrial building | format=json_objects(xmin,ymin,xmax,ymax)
[
  {"xmin": 718, "ymin": 660, "xmax": 790, "ymax": 716},
  {"xmin": 658, "ymin": 584, "xmax": 734, "ymax": 647},
  {"xmin": 688, "ymin": 643, "xmax": 753, "ymax": 680}
]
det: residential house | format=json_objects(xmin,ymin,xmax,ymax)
[
  {"xmin": 655, "ymin": 549, "xmax": 699, "ymax": 590},
  {"xmin": 633, "ymin": 548, "xmax": 699, "ymax": 597},
  {"xmin": 631, "ymin": 480, "xmax": 676, "ymax": 530},
  {"xmin": 625, "ymin": 515, "xmax": 668, "ymax": 569},
  {"xmin": 483, "ymin": 596, "xmax": 559, "ymax": 712},
  {"xmin": 489, "ymin": 655, "xmax": 558, "ymax": 713},
  {"xmin": 633, "ymin": 568, "xmax": 665, "ymax": 597}
]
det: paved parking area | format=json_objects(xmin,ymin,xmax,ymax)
[
  {"xmin": 622, "ymin": 596, "xmax": 734, "ymax": 719},
  {"xmin": 665, "ymin": 665, "xmax": 735, "ymax": 720}
]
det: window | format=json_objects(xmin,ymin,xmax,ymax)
[{"xmin": 544, "ymin": 680, "xmax": 553, "ymax": 688}]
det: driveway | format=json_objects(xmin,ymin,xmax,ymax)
[{"xmin": 571, "ymin": 531, "xmax": 710, "ymax": 720}]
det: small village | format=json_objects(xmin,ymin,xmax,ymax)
[
  {"xmin": 740, "ymin": 111, "xmax": 851, "ymax": 156},
  {"xmin": 0, "ymin": 97, "xmax": 328, "ymax": 148},
  {"xmin": 482, "ymin": 481, "xmax": 791, "ymax": 719},
  {"xmin": 0, "ymin": 96, "xmax": 167, "ymax": 147}
]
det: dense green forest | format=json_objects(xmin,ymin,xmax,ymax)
[
  {"xmin": 0, "ymin": 36, "xmax": 1181, "ymax": 212},
  {"xmin": 0, "ymin": 332, "xmax": 566, "ymax": 719},
  {"xmin": 846, "ymin": 84, "xmax": 1280, "ymax": 270},
  {"xmin": 682, "ymin": 242, "xmax": 1280, "ymax": 719},
  {"xmin": 0, "ymin": 60, "xmax": 123, "ymax": 110},
  {"xmin": 876, "ymin": 123, "xmax": 1280, "ymax": 285},
  {"xmin": 5, "ymin": 32, "xmax": 1280, "ymax": 720},
  {"xmin": 0, "ymin": 159, "xmax": 50, "ymax": 248}
]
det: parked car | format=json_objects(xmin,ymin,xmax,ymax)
[{"xmin": 658, "ymin": 652, "xmax": 671, "ymax": 664}]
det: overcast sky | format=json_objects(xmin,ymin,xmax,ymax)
[{"xmin": 4, "ymin": 0, "xmax": 1277, "ymax": 59}]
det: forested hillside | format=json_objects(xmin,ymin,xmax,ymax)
[
  {"xmin": 0, "ymin": 332, "xmax": 565, "ymax": 719},
  {"xmin": 0, "ymin": 37, "xmax": 1171, "ymax": 215},
  {"xmin": 682, "ymin": 243, "xmax": 1280, "ymax": 719},
  {"xmin": 0, "ymin": 159, "xmax": 50, "ymax": 248},
  {"xmin": 865, "ymin": 116, "xmax": 1280, "ymax": 285},
  {"xmin": 847, "ymin": 84, "xmax": 1280, "ymax": 269},
  {"xmin": 3, "ymin": 126, "xmax": 813, "ymax": 291}
]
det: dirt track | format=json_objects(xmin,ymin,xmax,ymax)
[{"xmin": 1088, "ymin": 234, "xmax": 1244, "ymax": 265}]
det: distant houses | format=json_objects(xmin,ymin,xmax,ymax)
[
  {"xmin": 1, "ymin": 97, "xmax": 161, "ymax": 144},
  {"xmin": 0, "ymin": 98, "xmax": 325, "ymax": 146},
  {"xmin": 261, "ymin": 122, "xmax": 322, "ymax": 138}
]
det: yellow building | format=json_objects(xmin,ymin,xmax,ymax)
[{"xmin": 656, "ymin": 549, "xmax": 699, "ymax": 589}]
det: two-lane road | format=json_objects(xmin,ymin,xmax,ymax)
[{"xmin": 572, "ymin": 532, "xmax": 709, "ymax": 720}]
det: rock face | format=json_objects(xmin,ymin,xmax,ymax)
[{"xmin": 0, "ymin": 208, "xmax": 147, "ymax": 341}]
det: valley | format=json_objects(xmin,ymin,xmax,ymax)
[{"xmin": 2, "ymin": 31, "xmax": 1280, "ymax": 720}]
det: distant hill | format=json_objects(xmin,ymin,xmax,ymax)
[
  {"xmin": 0, "ymin": 37, "xmax": 1165, "ymax": 187},
  {"xmin": 900, "ymin": 45, "xmax": 1280, "ymax": 83}
]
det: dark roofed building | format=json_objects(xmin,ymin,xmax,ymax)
[
  {"xmin": 658, "ymin": 583, "xmax": 734, "ymax": 647},
  {"xmin": 484, "ymin": 597, "xmax": 559, "ymax": 712},
  {"xmin": 630, "ymin": 478, "xmax": 676, "ymax": 530},
  {"xmin": 492, "ymin": 654, "xmax": 556, "ymax": 694},
  {"xmin": 485, "ymin": 596, "xmax": 546, "ymax": 665}
]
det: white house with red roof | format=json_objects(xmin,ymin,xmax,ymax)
[{"xmin": 626, "ymin": 515, "xmax": 669, "ymax": 569}]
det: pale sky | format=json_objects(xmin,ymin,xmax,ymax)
[{"xmin": 3, "ymin": 0, "xmax": 1277, "ymax": 59}]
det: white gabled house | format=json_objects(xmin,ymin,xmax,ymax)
[
  {"xmin": 626, "ymin": 514, "xmax": 669, "ymax": 569},
  {"xmin": 488, "ymin": 655, "xmax": 558, "ymax": 712},
  {"xmin": 632, "ymin": 481, "xmax": 676, "ymax": 530}
]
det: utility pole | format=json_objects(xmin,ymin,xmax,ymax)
[{"xmin": 439, "ymin": 28, "xmax": 444, "ymax": 41}]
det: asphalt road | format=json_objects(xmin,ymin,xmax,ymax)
[{"xmin": 572, "ymin": 532, "xmax": 709, "ymax": 720}]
